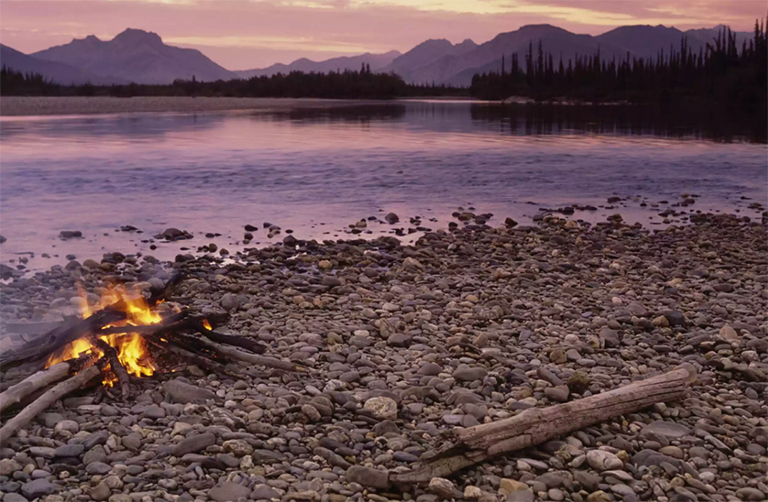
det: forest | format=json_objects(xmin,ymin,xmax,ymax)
[
  {"xmin": 0, "ymin": 64, "xmax": 461, "ymax": 99},
  {"xmin": 470, "ymin": 22, "xmax": 767, "ymax": 111}
]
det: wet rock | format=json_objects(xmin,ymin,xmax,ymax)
[
  {"xmin": 384, "ymin": 212, "xmax": 399, "ymax": 224},
  {"xmin": 157, "ymin": 228, "xmax": 191, "ymax": 241},
  {"xmin": 59, "ymin": 230, "xmax": 82, "ymax": 240}
]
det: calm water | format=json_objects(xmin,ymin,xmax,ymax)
[{"xmin": 1, "ymin": 101, "xmax": 766, "ymax": 271}]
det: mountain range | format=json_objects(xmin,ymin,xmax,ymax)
[{"xmin": 1, "ymin": 24, "xmax": 750, "ymax": 87}]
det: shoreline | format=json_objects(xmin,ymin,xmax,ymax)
[
  {"xmin": 0, "ymin": 96, "xmax": 406, "ymax": 117},
  {"xmin": 1, "ymin": 211, "xmax": 766, "ymax": 501}
]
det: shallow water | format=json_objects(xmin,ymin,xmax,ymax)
[{"xmin": 1, "ymin": 101, "xmax": 765, "ymax": 272}]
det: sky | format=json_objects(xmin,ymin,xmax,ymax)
[{"xmin": 1, "ymin": 0, "xmax": 764, "ymax": 69}]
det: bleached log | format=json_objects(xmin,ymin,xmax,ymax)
[
  {"xmin": 0, "ymin": 364, "xmax": 101, "ymax": 444},
  {"xmin": 391, "ymin": 365, "xmax": 696, "ymax": 484},
  {"xmin": 0, "ymin": 363, "xmax": 70, "ymax": 413}
]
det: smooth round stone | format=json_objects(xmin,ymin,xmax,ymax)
[{"xmin": 85, "ymin": 462, "xmax": 112, "ymax": 475}]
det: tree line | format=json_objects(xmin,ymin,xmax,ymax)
[
  {"xmin": 0, "ymin": 63, "xmax": 465, "ymax": 99},
  {"xmin": 470, "ymin": 20, "xmax": 767, "ymax": 111}
]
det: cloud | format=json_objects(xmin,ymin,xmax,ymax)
[{"xmin": 1, "ymin": 0, "xmax": 763, "ymax": 69}]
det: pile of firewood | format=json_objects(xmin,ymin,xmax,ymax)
[{"xmin": 0, "ymin": 272, "xmax": 303, "ymax": 443}]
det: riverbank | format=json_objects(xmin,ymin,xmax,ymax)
[{"xmin": 1, "ymin": 212, "xmax": 766, "ymax": 502}]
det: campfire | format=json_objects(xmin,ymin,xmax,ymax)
[
  {"xmin": 45, "ymin": 285, "xmax": 166, "ymax": 383},
  {"xmin": 0, "ymin": 271, "xmax": 303, "ymax": 444}
]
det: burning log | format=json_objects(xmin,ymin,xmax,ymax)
[
  {"xmin": 0, "ymin": 304, "xmax": 127, "ymax": 368},
  {"xmin": 93, "ymin": 339, "xmax": 131, "ymax": 399},
  {"xmin": 0, "ymin": 364, "xmax": 101, "ymax": 444},
  {"xmin": 390, "ymin": 366, "xmax": 696, "ymax": 484},
  {"xmin": 96, "ymin": 311, "xmax": 189, "ymax": 336}
]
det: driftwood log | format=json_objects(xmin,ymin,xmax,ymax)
[
  {"xmin": 0, "ymin": 363, "xmax": 70, "ymax": 413},
  {"xmin": 195, "ymin": 323, "xmax": 267, "ymax": 355},
  {"xmin": 195, "ymin": 337, "xmax": 304, "ymax": 372},
  {"xmin": 0, "ymin": 305, "xmax": 127, "ymax": 368},
  {"xmin": 0, "ymin": 364, "xmax": 101, "ymax": 444},
  {"xmin": 0, "ymin": 352, "xmax": 100, "ymax": 413},
  {"xmin": 391, "ymin": 365, "xmax": 696, "ymax": 484}
]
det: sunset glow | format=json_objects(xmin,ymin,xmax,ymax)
[{"xmin": 1, "ymin": 0, "xmax": 764, "ymax": 68}]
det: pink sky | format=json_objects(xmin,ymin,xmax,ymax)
[{"xmin": 1, "ymin": 0, "xmax": 764, "ymax": 69}]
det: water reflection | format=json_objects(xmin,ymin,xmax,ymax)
[
  {"xmin": 469, "ymin": 103, "xmax": 767, "ymax": 143},
  {"xmin": 0, "ymin": 100, "xmax": 765, "ymax": 273}
]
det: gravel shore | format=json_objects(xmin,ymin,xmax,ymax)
[{"xmin": 0, "ymin": 211, "xmax": 766, "ymax": 502}]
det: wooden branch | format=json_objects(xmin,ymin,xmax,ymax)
[
  {"xmin": 195, "ymin": 324, "xmax": 267, "ymax": 355},
  {"xmin": 0, "ymin": 364, "xmax": 101, "ymax": 444},
  {"xmin": 144, "ymin": 336, "xmax": 228, "ymax": 375},
  {"xmin": 0, "ymin": 304, "xmax": 127, "ymax": 368},
  {"xmin": 93, "ymin": 339, "xmax": 130, "ymax": 399},
  {"xmin": 0, "ymin": 363, "xmax": 70, "ymax": 413},
  {"xmin": 391, "ymin": 365, "xmax": 696, "ymax": 484},
  {"xmin": 194, "ymin": 336, "xmax": 304, "ymax": 372}
]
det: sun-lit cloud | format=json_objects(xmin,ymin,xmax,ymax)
[
  {"xmin": 166, "ymin": 35, "xmax": 373, "ymax": 53},
  {"xmin": 1, "ymin": 0, "xmax": 763, "ymax": 69}
]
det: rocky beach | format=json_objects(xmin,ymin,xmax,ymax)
[{"xmin": 0, "ymin": 210, "xmax": 766, "ymax": 502}]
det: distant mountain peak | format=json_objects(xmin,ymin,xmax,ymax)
[{"xmin": 112, "ymin": 28, "xmax": 163, "ymax": 46}]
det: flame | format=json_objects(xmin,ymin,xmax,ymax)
[
  {"xmin": 202, "ymin": 319, "xmax": 212, "ymax": 330},
  {"xmin": 46, "ymin": 284, "xmax": 162, "ymax": 381}
]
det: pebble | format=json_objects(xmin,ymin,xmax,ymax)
[
  {"xmin": 21, "ymin": 479, "xmax": 56, "ymax": 499},
  {"xmin": 346, "ymin": 466, "xmax": 389, "ymax": 489},
  {"xmin": 586, "ymin": 450, "xmax": 623, "ymax": 471},
  {"xmin": 363, "ymin": 397, "xmax": 398, "ymax": 421},
  {"xmin": 207, "ymin": 482, "xmax": 252, "ymax": 502},
  {"xmin": 172, "ymin": 432, "xmax": 216, "ymax": 456}
]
